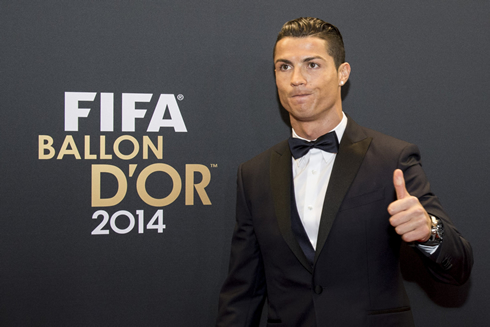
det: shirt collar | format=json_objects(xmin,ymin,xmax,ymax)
[
  {"xmin": 291, "ymin": 112, "xmax": 348, "ymax": 143},
  {"xmin": 291, "ymin": 112, "xmax": 348, "ymax": 168}
]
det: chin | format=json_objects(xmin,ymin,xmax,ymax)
[{"xmin": 290, "ymin": 107, "xmax": 315, "ymax": 118}]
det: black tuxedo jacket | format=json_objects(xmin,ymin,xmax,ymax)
[{"xmin": 217, "ymin": 117, "xmax": 473, "ymax": 327}]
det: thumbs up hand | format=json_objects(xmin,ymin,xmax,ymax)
[{"xmin": 388, "ymin": 169, "xmax": 431, "ymax": 243}]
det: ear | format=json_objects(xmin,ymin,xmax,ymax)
[{"xmin": 338, "ymin": 62, "xmax": 351, "ymax": 86}]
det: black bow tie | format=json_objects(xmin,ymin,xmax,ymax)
[{"xmin": 288, "ymin": 131, "xmax": 339, "ymax": 159}]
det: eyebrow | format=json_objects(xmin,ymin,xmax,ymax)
[
  {"xmin": 303, "ymin": 56, "xmax": 325, "ymax": 62},
  {"xmin": 274, "ymin": 56, "xmax": 326, "ymax": 65},
  {"xmin": 274, "ymin": 58, "xmax": 293, "ymax": 65}
]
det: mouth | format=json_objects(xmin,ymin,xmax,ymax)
[
  {"xmin": 290, "ymin": 93, "xmax": 312, "ymax": 101},
  {"xmin": 291, "ymin": 93, "xmax": 312, "ymax": 98}
]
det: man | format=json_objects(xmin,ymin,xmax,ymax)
[{"xmin": 217, "ymin": 17, "xmax": 473, "ymax": 326}]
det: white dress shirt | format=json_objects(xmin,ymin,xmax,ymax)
[{"xmin": 292, "ymin": 113, "xmax": 348, "ymax": 250}]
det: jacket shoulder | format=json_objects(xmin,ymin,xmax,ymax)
[
  {"xmin": 360, "ymin": 125, "xmax": 413, "ymax": 149},
  {"xmin": 240, "ymin": 139, "xmax": 289, "ymax": 170},
  {"xmin": 358, "ymin": 124, "xmax": 421, "ymax": 160}
]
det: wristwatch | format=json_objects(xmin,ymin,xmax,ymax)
[{"xmin": 421, "ymin": 215, "xmax": 444, "ymax": 246}]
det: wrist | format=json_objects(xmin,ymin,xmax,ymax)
[{"xmin": 418, "ymin": 215, "xmax": 443, "ymax": 246}]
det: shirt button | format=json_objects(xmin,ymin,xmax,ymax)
[
  {"xmin": 308, "ymin": 206, "xmax": 313, "ymax": 210},
  {"xmin": 312, "ymin": 170, "xmax": 317, "ymax": 174}
]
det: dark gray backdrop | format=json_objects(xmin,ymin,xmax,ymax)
[{"xmin": 1, "ymin": 1, "xmax": 488, "ymax": 326}]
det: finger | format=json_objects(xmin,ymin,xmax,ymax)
[
  {"xmin": 393, "ymin": 169, "xmax": 409, "ymax": 200},
  {"xmin": 388, "ymin": 195, "xmax": 418, "ymax": 217},
  {"xmin": 392, "ymin": 212, "xmax": 422, "ymax": 234},
  {"xmin": 391, "ymin": 208, "xmax": 432, "ymax": 242},
  {"xmin": 389, "ymin": 208, "xmax": 412, "ymax": 227},
  {"xmin": 400, "ymin": 228, "xmax": 431, "ymax": 243}
]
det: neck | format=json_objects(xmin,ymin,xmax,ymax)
[{"xmin": 291, "ymin": 110, "xmax": 343, "ymax": 140}]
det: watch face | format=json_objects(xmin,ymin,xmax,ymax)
[{"xmin": 425, "ymin": 216, "xmax": 443, "ymax": 245}]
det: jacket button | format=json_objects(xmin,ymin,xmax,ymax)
[
  {"xmin": 442, "ymin": 257, "xmax": 453, "ymax": 270},
  {"xmin": 314, "ymin": 285, "xmax": 323, "ymax": 294}
]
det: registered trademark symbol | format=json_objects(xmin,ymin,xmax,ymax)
[{"xmin": 177, "ymin": 94, "xmax": 184, "ymax": 101}]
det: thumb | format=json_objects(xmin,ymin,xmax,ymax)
[{"xmin": 393, "ymin": 169, "xmax": 409, "ymax": 199}]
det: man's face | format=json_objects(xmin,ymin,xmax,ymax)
[{"xmin": 274, "ymin": 36, "xmax": 349, "ymax": 126}]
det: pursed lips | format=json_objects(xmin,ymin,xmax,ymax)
[{"xmin": 290, "ymin": 92, "xmax": 312, "ymax": 100}]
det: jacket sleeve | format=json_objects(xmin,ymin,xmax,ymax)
[
  {"xmin": 216, "ymin": 164, "xmax": 266, "ymax": 327},
  {"xmin": 398, "ymin": 143, "xmax": 474, "ymax": 285}
]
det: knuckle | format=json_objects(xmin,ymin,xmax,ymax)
[
  {"xmin": 407, "ymin": 196, "xmax": 418, "ymax": 205},
  {"xmin": 413, "ymin": 207, "xmax": 425, "ymax": 216},
  {"xmin": 402, "ymin": 234, "xmax": 411, "ymax": 242}
]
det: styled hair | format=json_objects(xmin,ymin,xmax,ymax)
[{"xmin": 274, "ymin": 17, "xmax": 345, "ymax": 69}]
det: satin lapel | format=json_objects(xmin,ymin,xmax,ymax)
[
  {"xmin": 314, "ymin": 120, "xmax": 372, "ymax": 263},
  {"xmin": 270, "ymin": 141, "xmax": 313, "ymax": 273}
]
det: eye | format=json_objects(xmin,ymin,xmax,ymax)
[
  {"xmin": 279, "ymin": 64, "xmax": 291, "ymax": 71},
  {"xmin": 308, "ymin": 62, "xmax": 319, "ymax": 69}
]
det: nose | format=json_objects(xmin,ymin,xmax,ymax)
[{"xmin": 290, "ymin": 67, "xmax": 306, "ymax": 86}]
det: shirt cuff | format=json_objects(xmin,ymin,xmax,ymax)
[{"xmin": 416, "ymin": 243, "xmax": 440, "ymax": 256}]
